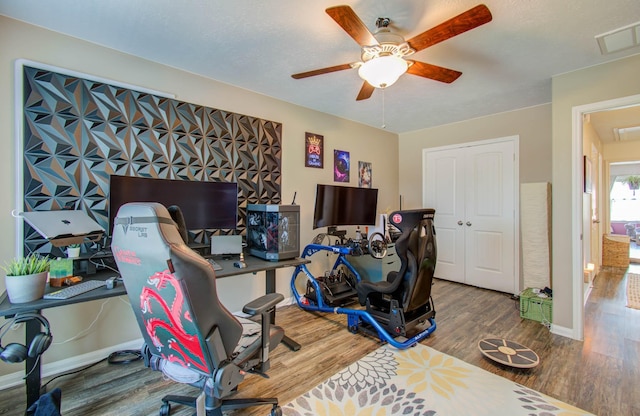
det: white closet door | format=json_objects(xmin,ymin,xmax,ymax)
[
  {"xmin": 425, "ymin": 149, "xmax": 465, "ymax": 283},
  {"xmin": 464, "ymin": 140, "xmax": 515, "ymax": 293},
  {"xmin": 424, "ymin": 139, "xmax": 516, "ymax": 294}
]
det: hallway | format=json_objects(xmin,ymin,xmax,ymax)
[{"xmin": 583, "ymin": 263, "xmax": 640, "ymax": 416}]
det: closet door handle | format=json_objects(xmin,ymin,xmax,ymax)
[
  {"xmin": 458, "ymin": 221, "xmax": 463, "ymax": 226},
  {"xmin": 466, "ymin": 221, "xmax": 472, "ymax": 226}
]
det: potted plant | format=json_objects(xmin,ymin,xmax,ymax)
[
  {"xmin": 2, "ymin": 253, "xmax": 51, "ymax": 303},
  {"xmin": 623, "ymin": 175, "xmax": 640, "ymax": 195},
  {"xmin": 66, "ymin": 244, "xmax": 81, "ymax": 258}
]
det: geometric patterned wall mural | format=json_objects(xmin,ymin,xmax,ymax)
[{"xmin": 22, "ymin": 65, "xmax": 282, "ymax": 254}]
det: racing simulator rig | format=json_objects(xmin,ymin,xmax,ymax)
[{"xmin": 290, "ymin": 185, "xmax": 437, "ymax": 349}]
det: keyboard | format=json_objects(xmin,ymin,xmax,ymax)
[
  {"xmin": 206, "ymin": 258, "xmax": 223, "ymax": 271},
  {"xmin": 44, "ymin": 280, "xmax": 106, "ymax": 300}
]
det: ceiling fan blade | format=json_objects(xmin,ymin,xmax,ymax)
[
  {"xmin": 406, "ymin": 61, "xmax": 462, "ymax": 83},
  {"xmin": 356, "ymin": 82, "xmax": 375, "ymax": 101},
  {"xmin": 291, "ymin": 63, "xmax": 354, "ymax": 79},
  {"xmin": 326, "ymin": 5, "xmax": 379, "ymax": 47},
  {"xmin": 407, "ymin": 4, "xmax": 492, "ymax": 52}
]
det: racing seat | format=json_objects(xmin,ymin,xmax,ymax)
[
  {"xmin": 355, "ymin": 209, "xmax": 436, "ymax": 337},
  {"xmin": 111, "ymin": 202, "xmax": 283, "ymax": 416}
]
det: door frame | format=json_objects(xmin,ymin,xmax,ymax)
[
  {"xmin": 422, "ymin": 135, "xmax": 520, "ymax": 294},
  {"xmin": 571, "ymin": 93, "xmax": 640, "ymax": 340}
]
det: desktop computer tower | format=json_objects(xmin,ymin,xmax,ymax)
[{"xmin": 246, "ymin": 204, "xmax": 300, "ymax": 261}]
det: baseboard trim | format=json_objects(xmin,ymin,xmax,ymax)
[
  {"xmin": 0, "ymin": 338, "xmax": 143, "ymax": 391},
  {"xmin": 550, "ymin": 324, "xmax": 579, "ymax": 340}
]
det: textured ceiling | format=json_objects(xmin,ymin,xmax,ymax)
[{"xmin": 1, "ymin": 0, "xmax": 640, "ymax": 133}]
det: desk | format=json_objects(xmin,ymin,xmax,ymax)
[
  {"xmin": 0, "ymin": 255, "xmax": 309, "ymax": 411},
  {"xmin": 212, "ymin": 255, "xmax": 309, "ymax": 351}
]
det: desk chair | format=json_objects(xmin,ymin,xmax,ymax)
[
  {"xmin": 355, "ymin": 209, "xmax": 437, "ymax": 337},
  {"xmin": 111, "ymin": 202, "xmax": 283, "ymax": 416}
]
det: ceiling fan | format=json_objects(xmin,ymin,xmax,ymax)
[{"xmin": 291, "ymin": 4, "xmax": 492, "ymax": 101}]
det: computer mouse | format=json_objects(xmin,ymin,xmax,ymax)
[{"xmin": 233, "ymin": 261, "xmax": 246, "ymax": 268}]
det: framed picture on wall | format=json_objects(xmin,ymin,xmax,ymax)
[
  {"xmin": 358, "ymin": 161, "xmax": 372, "ymax": 188},
  {"xmin": 584, "ymin": 155, "xmax": 592, "ymax": 193},
  {"xmin": 305, "ymin": 132, "xmax": 324, "ymax": 168},
  {"xmin": 334, "ymin": 150, "xmax": 350, "ymax": 182}
]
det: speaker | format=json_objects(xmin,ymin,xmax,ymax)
[{"xmin": 0, "ymin": 313, "xmax": 52, "ymax": 364}]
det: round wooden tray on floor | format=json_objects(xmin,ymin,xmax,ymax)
[{"xmin": 478, "ymin": 338, "xmax": 540, "ymax": 368}]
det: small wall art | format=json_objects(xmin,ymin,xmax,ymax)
[
  {"xmin": 334, "ymin": 150, "xmax": 350, "ymax": 182},
  {"xmin": 358, "ymin": 161, "xmax": 372, "ymax": 188},
  {"xmin": 305, "ymin": 132, "xmax": 324, "ymax": 168}
]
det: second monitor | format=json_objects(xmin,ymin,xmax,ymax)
[{"xmin": 312, "ymin": 184, "xmax": 378, "ymax": 230}]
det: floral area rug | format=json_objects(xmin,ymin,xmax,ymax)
[
  {"xmin": 626, "ymin": 273, "xmax": 640, "ymax": 309},
  {"xmin": 282, "ymin": 343, "xmax": 593, "ymax": 416}
]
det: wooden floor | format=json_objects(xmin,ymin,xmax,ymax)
[{"xmin": 1, "ymin": 266, "xmax": 639, "ymax": 416}]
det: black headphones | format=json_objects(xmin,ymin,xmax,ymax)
[{"xmin": 0, "ymin": 313, "xmax": 52, "ymax": 364}]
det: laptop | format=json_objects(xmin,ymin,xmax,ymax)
[
  {"xmin": 210, "ymin": 235, "xmax": 243, "ymax": 257},
  {"xmin": 21, "ymin": 210, "xmax": 105, "ymax": 247}
]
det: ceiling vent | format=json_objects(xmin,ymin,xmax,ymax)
[{"xmin": 596, "ymin": 21, "xmax": 640, "ymax": 54}]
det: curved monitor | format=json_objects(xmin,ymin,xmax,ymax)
[
  {"xmin": 109, "ymin": 175, "xmax": 238, "ymax": 234},
  {"xmin": 313, "ymin": 184, "xmax": 378, "ymax": 229}
]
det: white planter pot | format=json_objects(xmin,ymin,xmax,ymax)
[
  {"xmin": 4, "ymin": 271, "xmax": 48, "ymax": 303},
  {"xmin": 67, "ymin": 247, "xmax": 81, "ymax": 258}
]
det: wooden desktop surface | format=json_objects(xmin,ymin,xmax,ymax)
[{"xmin": 0, "ymin": 254, "xmax": 309, "ymax": 317}]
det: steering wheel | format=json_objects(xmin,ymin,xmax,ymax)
[{"xmin": 368, "ymin": 232, "xmax": 388, "ymax": 259}]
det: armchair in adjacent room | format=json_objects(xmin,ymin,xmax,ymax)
[
  {"xmin": 111, "ymin": 202, "xmax": 283, "ymax": 416},
  {"xmin": 624, "ymin": 222, "xmax": 640, "ymax": 242}
]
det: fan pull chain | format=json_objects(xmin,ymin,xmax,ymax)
[{"xmin": 381, "ymin": 89, "xmax": 386, "ymax": 129}]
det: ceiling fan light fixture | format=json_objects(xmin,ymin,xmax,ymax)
[{"xmin": 358, "ymin": 55, "xmax": 408, "ymax": 89}]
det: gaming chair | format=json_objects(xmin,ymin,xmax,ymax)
[
  {"xmin": 0, "ymin": 313, "xmax": 52, "ymax": 364},
  {"xmin": 355, "ymin": 209, "xmax": 437, "ymax": 337},
  {"xmin": 167, "ymin": 205, "xmax": 189, "ymax": 244},
  {"xmin": 111, "ymin": 202, "xmax": 284, "ymax": 416}
]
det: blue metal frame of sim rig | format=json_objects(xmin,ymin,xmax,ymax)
[{"xmin": 290, "ymin": 242, "xmax": 436, "ymax": 350}]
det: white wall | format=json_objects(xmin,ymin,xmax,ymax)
[
  {"xmin": 0, "ymin": 16, "xmax": 399, "ymax": 378},
  {"xmin": 604, "ymin": 140, "xmax": 640, "ymax": 162},
  {"xmin": 398, "ymin": 104, "xmax": 552, "ymax": 210}
]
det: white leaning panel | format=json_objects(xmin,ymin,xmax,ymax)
[{"xmin": 520, "ymin": 182, "xmax": 551, "ymax": 290}]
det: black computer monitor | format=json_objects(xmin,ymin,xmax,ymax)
[
  {"xmin": 313, "ymin": 184, "xmax": 378, "ymax": 229},
  {"xmin": 108, "ymin": 175, "xmax": 238, "ymax": 234}
]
